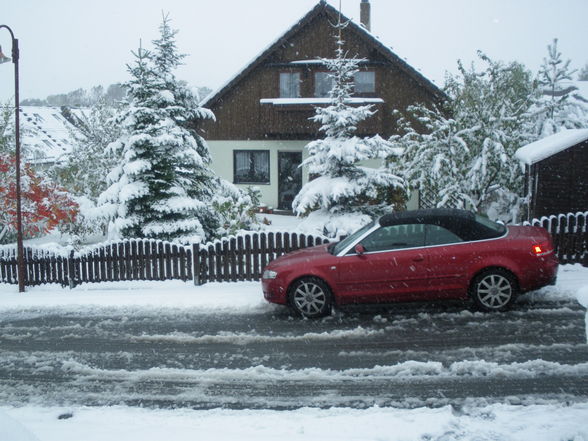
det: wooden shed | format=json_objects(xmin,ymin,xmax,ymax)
[{"xmin": 515, "ymin": 129, "xmax": 588, "ymax": 219}]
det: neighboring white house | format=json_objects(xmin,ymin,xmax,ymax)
[{"xmin": 18, "ymin": 106, "xmax": 79, "ymax": 165}]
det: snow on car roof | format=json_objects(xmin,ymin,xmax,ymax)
[{"xmin": 515, "ymin": 129, "xmax": 588, "ymax": 165}]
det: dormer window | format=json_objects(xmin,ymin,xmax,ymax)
[
  {"xmin": 314, "ymin": 70, "xmax": 376, "ymax": 97},
  {"xmin": 279, "ymin": 72, "xmax": 301, "ymax": 98},
  {"xmin": 314, "ymin": 72, "xmax": 334, "ymax": 98},
  {"xmin": 354, "ymin": 71, "xmax": 375, "ymax": 94}
]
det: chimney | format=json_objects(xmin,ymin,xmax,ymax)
[{"xmin": 360, "ymin": 0, "xmax": 371, "ymax": 31}]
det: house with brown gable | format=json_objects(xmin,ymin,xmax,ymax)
[{"xmin": 199, "ymin": 0, "xmax": 445, "ymax": 211}]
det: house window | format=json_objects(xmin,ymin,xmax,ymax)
[
  {"xmin": 314, "ymin": 72, "xmax": 334, "ymax": 97},
  {"xmin": 354, "ymin": 71, "xmax": 375, "ymax": 93},
  {"xmin": 234, "ymin": 150, "xmax": 270, "ymax": 184},
  {"xmin": 279, "ymin": 72, "xmax": 301, "ymax": 98}
]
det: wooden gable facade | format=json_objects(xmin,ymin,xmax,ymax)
[
  {"xmin": 198, "ymin": 0, "xmax": 445, "ymax": 210},
  {"xmin": 516, "ymin": 130, "xmax": 588, "ymax": 220}
]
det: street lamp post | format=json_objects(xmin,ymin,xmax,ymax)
[{"xmin": 0, "ymin": 24, "xmax": 25, "ymax": 293}]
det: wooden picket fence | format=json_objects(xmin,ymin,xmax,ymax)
[
  {"xmin": 522, "ymin": 211, "xmax": 588, "ymax": 265},
  {"xmin": 0, "ymin": 231, "xmax": 329, "ymax": 288},
  {"xmin": 1, "ymin": 211, "xmax": 586, "ymax": 288}
]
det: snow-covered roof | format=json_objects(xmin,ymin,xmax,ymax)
[
  {"xmin": 201, "ymin": 1, "xmax": 444, "ymax": 108},
  {"xmin": 19, "ymin": 106, "xmax": 83, "ymax": 164},
  {"xmin": 515, "ymin": 129, "xmax": 588, "ymax": 165}
]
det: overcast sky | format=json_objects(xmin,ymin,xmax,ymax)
[{"xmin": 1, "ymin": 0, "xmax": 587, "ymax": 103}]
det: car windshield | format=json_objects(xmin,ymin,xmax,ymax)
[{"xmin": 330, "ymin": 221, "xmax": 375, "ymax": 255}]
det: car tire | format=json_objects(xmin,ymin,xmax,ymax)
[
  {"xmin": 470, "ymin": 268, "xmax": 518, "ymax": 312},
  {"xmin": 289, "ymin": 277, "xmax": 332, "ymax": 318}
]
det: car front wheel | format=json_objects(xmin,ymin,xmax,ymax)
[
  {"xmin": 470, "ymin": 269, "xmax": 517, "ymax": 312},
  {"xmin": 289, "ymin": 277, "xmax": 332, "ymax": 318}
]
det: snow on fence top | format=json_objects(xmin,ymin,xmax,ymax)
[{"xmin": 515, "ymin": 129, "xmax": 588, "ymax": 165}]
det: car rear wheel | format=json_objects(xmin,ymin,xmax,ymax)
[
  {"xmin": 470, "ymin": 269, "xmax": 517, "ymax": 312},
  {"xmin": 289, "ymin": 277, "xmax": 332, "ymax": 318}
]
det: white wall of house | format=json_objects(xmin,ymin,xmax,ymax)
[
  {"xmin": 208, "ymin": 140, "xmax": 420, "ymax": 211},
  {"xmin": 208, "ymin": 140, "xmax": 307, "ymax": 210}
]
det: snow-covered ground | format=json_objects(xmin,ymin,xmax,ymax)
[
  {"xmin": 1, "ymin": 402, "xmax": 587, "ymax": 441},
  {"xmin": 0, "ymin": 264, "xmax": 587, "ymax": 440}
]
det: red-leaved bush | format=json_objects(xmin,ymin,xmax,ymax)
[{"xmin": 0, "ymin": 154, "xmax": 78, "ymax": 242}]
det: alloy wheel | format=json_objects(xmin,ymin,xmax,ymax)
[
  {"xmin": 476, "ymin": 273, "xmax": 513, "ymax": 310},
  {"xmin": 291, "ymin": 279, "xmax": 330, "ymax": 317}
]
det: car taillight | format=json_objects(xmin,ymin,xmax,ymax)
[{"xmin": 532, "ymin": 243, "xmax": 553, "ymax": 256}]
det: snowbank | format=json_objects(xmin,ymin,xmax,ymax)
[
  {"xmin": 1, "ymin": 403, "xmax": 587, "ymax": 441},
  {"xmin": 0, "ymin": 280, "xmax": 272, "ymax": 316}
]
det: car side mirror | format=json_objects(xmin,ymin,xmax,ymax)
[{"xmin": 354, "ymin": 244, "xmax": 366, "ymax": 255}]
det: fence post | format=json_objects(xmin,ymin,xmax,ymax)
[
  {"xmin": 68, "ymin": 249, "xmax": 76, "ymax": 289},
  {"xmin": 193, "ymin": 243, "xmax": 200, "ymax": 286}
]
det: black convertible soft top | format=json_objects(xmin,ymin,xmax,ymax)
[{"xmin": 379, "ymin": 209, "xmax": 506, "ymax": 241}]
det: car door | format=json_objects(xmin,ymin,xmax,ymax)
[
  {"xmin": 335, "ymin": 223, "xmax": 430, "ymax": 303},
  {"xmin": 423, "ymin": 224, "xmax": 470, "ymax": 298}
]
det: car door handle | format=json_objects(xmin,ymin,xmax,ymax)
[{"xmin": 412, "ymin": 255, "xmax": 425, "ymax": 262}]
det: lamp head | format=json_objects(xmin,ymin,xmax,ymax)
[{"xmin": 0, "ymin": 45, "xmax": 11, "ymax": 64}]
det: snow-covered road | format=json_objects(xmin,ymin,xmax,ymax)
[{"xmin": 0, "ymin": 264, "xmax": 587, "ymax": 440}]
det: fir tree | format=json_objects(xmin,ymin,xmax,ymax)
[
  {"xmin": 99, "ymin": 16, "xmax": 218, "ymax": 243},
  {"xmin": 293, "ymin": 21, "xmax": 404, "ymax": 237},
  {"xmin": 527, "ymin": 39, "xmax": 588, "ymax": 137}
]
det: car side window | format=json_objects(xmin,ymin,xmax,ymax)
[
  {"xmin": 425, "ymin": 224, "xmax": 464, "ymax": 246},
  {"xmin": 359, "ymin": 224, "xmax": 425, "ymax": 253}
]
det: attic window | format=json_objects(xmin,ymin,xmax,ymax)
[
  {"xmin": 354, "ymin": 71, "xmax": 375, "ymax": 93},
  {"xmin": 314, "ymin": 72, "xmax": 333, "ymax": 98},
  {"xmin": 279, "ymin": 72, "xmax": 301, "ymax": 98}
]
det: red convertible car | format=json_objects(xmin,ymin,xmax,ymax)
[{"xmin": 262, "ymin": 209, "xmax": 558, "ymax": 318}]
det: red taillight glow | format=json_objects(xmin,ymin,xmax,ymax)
[{"xmin": 532, "ymin": 243, "xmax": 552, "ymax": 256}]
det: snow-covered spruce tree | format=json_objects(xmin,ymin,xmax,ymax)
[
  {"xmin": 149, "ymin": 14, "xmax": 221, "ymax": 239},
  {"xmin": 99, "ymin": 19, "xmax": 218, "ymax": 243},
  {"xmin": 292, "ymin": 23, "xmax": 405, "ymax": 238},
  {"xmin": 526, "ymin": 39, "xmax": 588, "ymax": 138},
  {"xmin": 393, "ymin": 53, "xmax": 535, "ymax": 222}
]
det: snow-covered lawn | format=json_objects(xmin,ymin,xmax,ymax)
[{"xmin": 0, "ymin": 264, "xmax": 587, "ymax": 441}]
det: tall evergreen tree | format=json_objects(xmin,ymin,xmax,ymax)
[
  {"xmin": 100, "ymin": 15, "xmax": 218, "ymax": 243},
  {"xmin": 526, "ymin": 39, "xmax": 588, "ymax": 137},
  {"xmin": 293, "ymin": 22, "xmax": 404, "ymax": 237}
]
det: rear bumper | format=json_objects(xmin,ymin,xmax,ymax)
[{"xmin": 520, "ymin": 254, "xmax": 558, "ymax": 292}]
